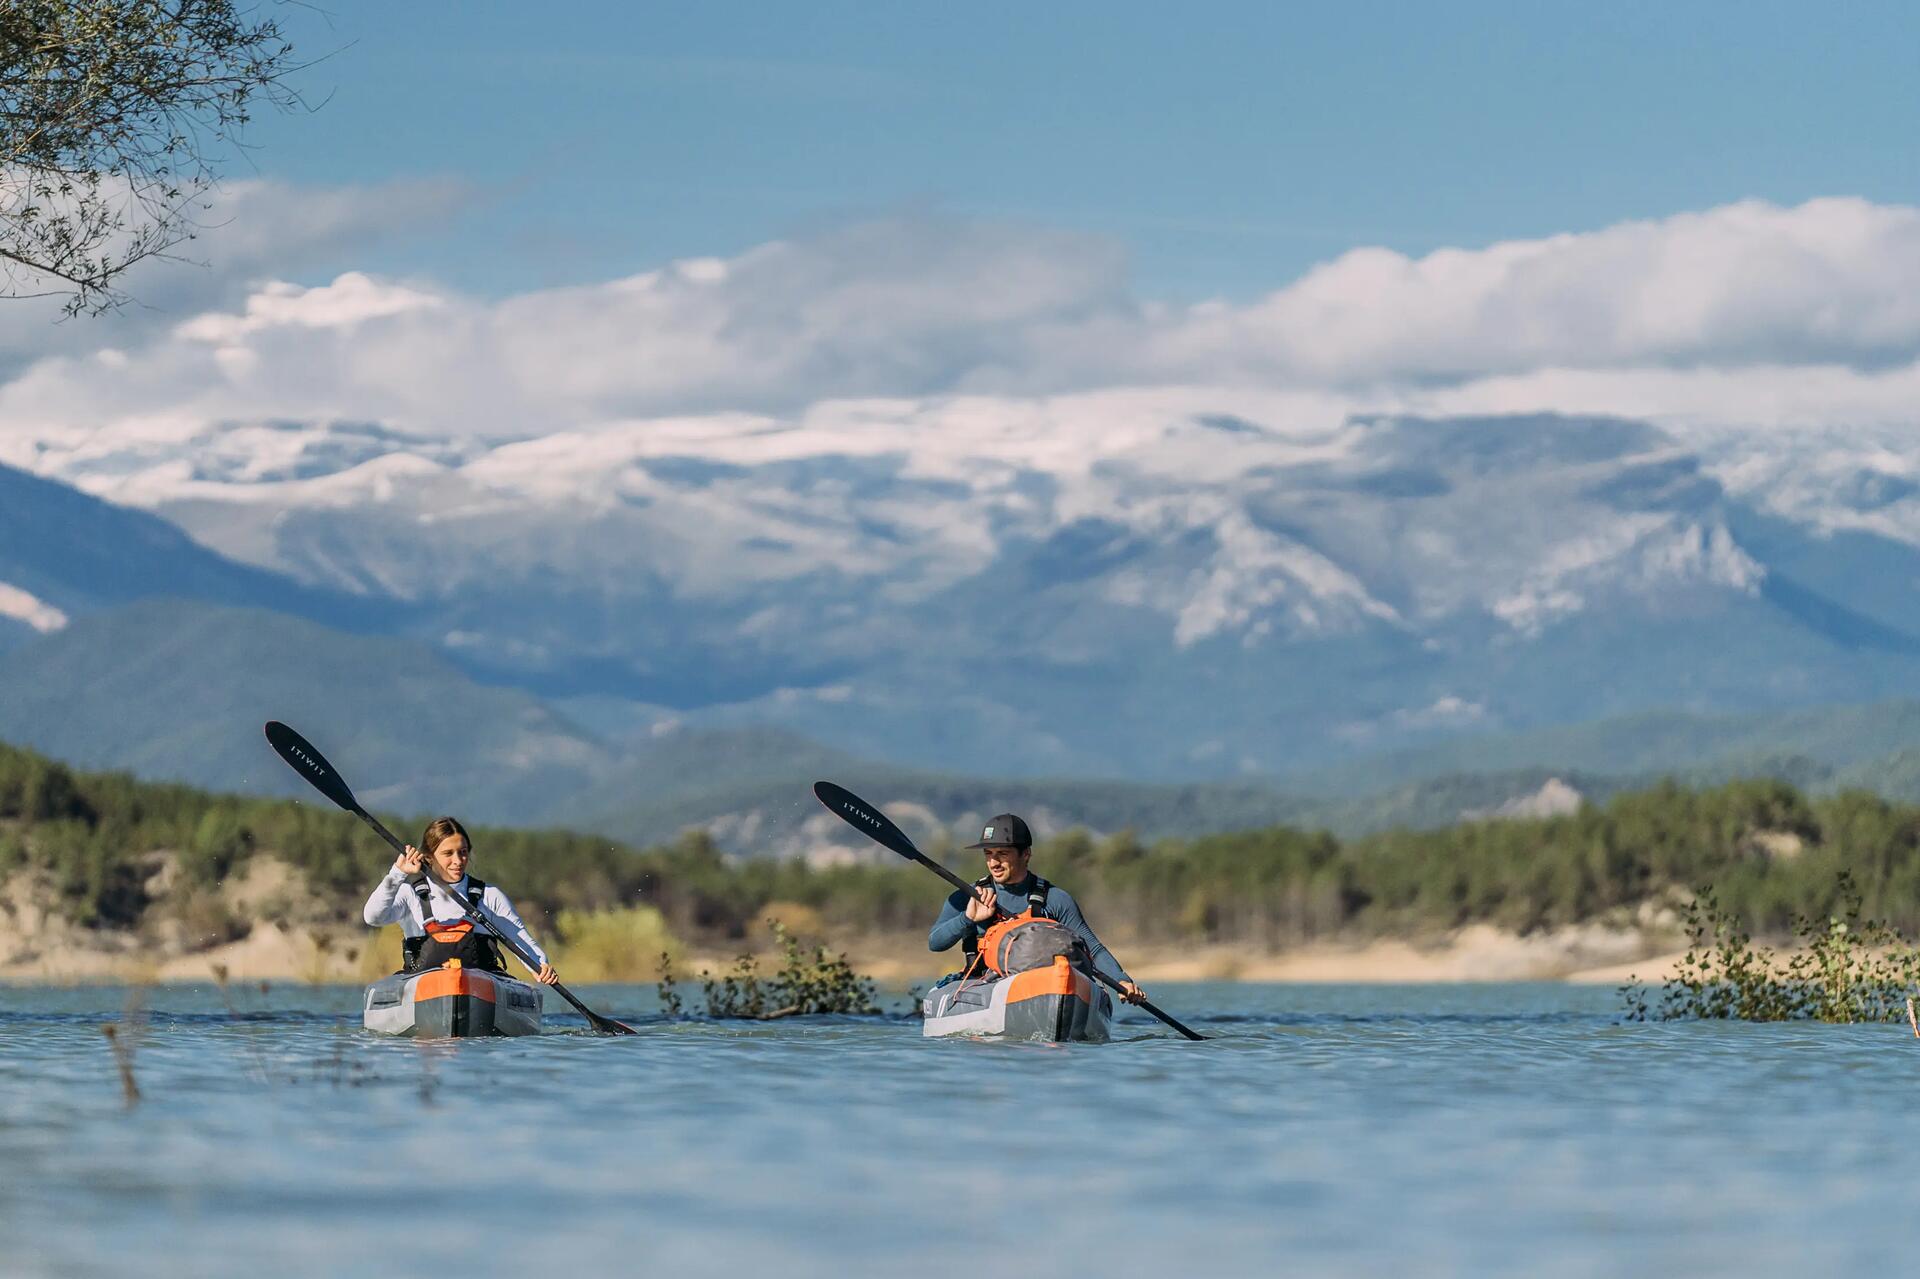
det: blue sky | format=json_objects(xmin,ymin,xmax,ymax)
[
  {"xmin": 9, "ymin": 3, "xmax": 1920, "ymax": 448},
  {"xmin": 246, "ymin": 2, "xmax": 1920, "ymax": 300}
]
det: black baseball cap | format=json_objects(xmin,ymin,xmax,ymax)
[{"xmin": 966, "ymin": 813, "xmax": 1032, "ymax": 850}]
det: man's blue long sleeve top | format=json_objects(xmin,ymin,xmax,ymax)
[{"xmin": 928, "ymin": 875, "xmax": 1131, "ymax": 985}]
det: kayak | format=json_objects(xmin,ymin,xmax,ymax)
[
  {"xmin": 922, "ymin": 955, "xmax": 1113, "ymax": 1043},
  {"xmin": 362, "ymin": 962, "xmax": 544, "ymax": 1037}
]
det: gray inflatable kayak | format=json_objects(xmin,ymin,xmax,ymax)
[
  {"xmin": 363, "ymin": 962, "xmax": 544, "ymax": 1037},
  {"xmin": 922, "ymin": 955, "xmax": 1112, "ymax": 1043}
]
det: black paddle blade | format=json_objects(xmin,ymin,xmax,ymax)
[
  {"xmin": 576, "ymin": 1001, "xmax": 639, "ymax": 1036},
  {"xmin": 264, "ymin": 721, "xmax": 360, "ymax": 813},
  {"xmin": 813, "ymin": 781, "xmax": 923, "ymax": 861},
  {"xmin": 814, "ymin": 780, "xmax": 973, "ymax": 897}
]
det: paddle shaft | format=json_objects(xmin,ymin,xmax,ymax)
[
  {"xmin": 813, "ymin": 781, "xmax": 1205, "ymax": 1041},
  {"xmin": 263, "ymin": 722, "xmax": 634, "ymax": 1034}
]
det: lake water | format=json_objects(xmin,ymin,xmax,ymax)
[{"xmin": 2, "ymin": 981, "xmax": 1916, "ymax": 1277}]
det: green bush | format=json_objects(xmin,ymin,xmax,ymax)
[
  {"xmin": 551, "ymin": 905, "xmax": 682, "ymax": 982},
  {"xmin": 1623, "ymin": 872, "xmax": 1920, "ymax": 1022},
  {"xmin": 682, "ymin": 921, "xmax": 881, "ymax": 1019}
]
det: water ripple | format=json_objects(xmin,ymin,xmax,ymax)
[{"xmin": 4, "ymin": 982, "xmax": 1918, "ymax": 1278}]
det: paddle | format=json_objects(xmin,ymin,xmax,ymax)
[
  {"xmin": 263, "ymin": 721, "xmax": 636, "ymax": 1035},
  {"xmin": 813, "ymin": 780, "xmax": 1205, "ymax": 1041}
]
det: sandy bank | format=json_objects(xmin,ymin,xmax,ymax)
[
  {"xmin": 0, "ymin": 858, "xmax": 397, "ymax": 985},
  {"xmin": 0, "ymin": 925, "xmax": 1696, "ymax": 986}
]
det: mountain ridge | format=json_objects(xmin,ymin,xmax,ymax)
[{"xmin": 15, "ymin": 410, "xmax": 1920, "ymax": 779}]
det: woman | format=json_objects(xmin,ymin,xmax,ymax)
[{"xmin": 362, "ymin": 816, "xmax": 559, "ymax": 985}]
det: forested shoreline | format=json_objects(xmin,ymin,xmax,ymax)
[{"xmin": 6, "ymin": 739, "xmax": 1917, "ymax": 959}]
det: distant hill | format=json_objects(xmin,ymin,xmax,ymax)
[
  {"xmin": 0, "ymin": 598, "xmax": 1337, "ymax": 846},
  {"xmin": 0, "ymin": 596, "xmax": 1605, "ymax": 851},
  {"xmin": 577, "ymin": 762, "xmax": 1320, "ymax": 856},
  {"xmin": 578, "ymin": 757, "xmax": 1700, "ymax": 855},
  {"xmin": 19, "ymin": 598, "xmax": 1920, "ymax": 856},
  {"xmin": 586, "ymin": 701, "xmax": 1920, "ymax": 854},
  {"xmin": 0, "ymin": 598, "xmax": 607, "ymax": 822},
  {"xmin": 1286, "ymin": 702, "xmax": 1920, "ymax": 797}
]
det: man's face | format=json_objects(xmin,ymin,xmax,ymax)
[{"xmin": 982, "ymin": 845, "xmax": 1031, "ymax": 885}]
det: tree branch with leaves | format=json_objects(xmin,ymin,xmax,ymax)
[{"xmin": 0, "ymin": 0, "xmax": 304, "ymax": 314}]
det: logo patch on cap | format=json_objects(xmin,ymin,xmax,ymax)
[{"xmin": 982, "ymin": 826, "xmax": 995, "ymax": 840}]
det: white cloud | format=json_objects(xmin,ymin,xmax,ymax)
[
  {"xmin": 1391, "ymin": 697, "xmax": 1487, "ymax": 731},
  {"xmin": 0, "ymin": 581, "xmax": 68, "ymax": 633},
  {"xmin": 0, "ymin": 175, "xmax": 468, "ymax": 381},
  {"xmin": 0, "ymin": 215, "xmax": 1135, "ymax": 439},
  {"xmin": 177, "ymin": 272, "xmax": 444, "ymax": 343},
  {"xmin": 1152, "ymin": 197, "xmax": 1920, "ymax": 385},
  {"xmin": 10, "ymin": 195, "xmax": 1920, "ymax": 449}
]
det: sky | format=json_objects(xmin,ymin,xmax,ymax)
[
  {"xmin": 6, "ymin": 3, "xmax": 1920, "ymax": 452},
  {"xmin": 241, "ymin": 2, "xmax": 1920, "ymax": 300}
]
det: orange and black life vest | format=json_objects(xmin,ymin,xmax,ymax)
[
  {"xmin": 961, "ymin": 875, "xmax": 1050, "ymax": 969},
  {"xmin": 402, "ymin": 875, "xmax": 505, "ymax": 973}
]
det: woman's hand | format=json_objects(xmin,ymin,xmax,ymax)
[
  {"xmin": 964, "ymin": 884, "xmax": 997, "ymax": 923},
  {"xmin": 534, "ymin": 963, "xmax": 559, "ymax": 986},
  {"xmin": 393, "ymin": 845, "xmax": 423, "ymax": 876}
]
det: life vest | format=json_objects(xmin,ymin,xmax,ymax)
[
  {"xmin": 964, "ymin": 876, "xmax": 1088, "ymax": 975},
  {"xmin": 402, "ymin": 875, "xmax": 505, "ymax": 973}
]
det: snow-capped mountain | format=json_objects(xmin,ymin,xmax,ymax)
[
  {"xmin": 0, "ymin": 457, "xmax": 366, "ymax": 649},
  {"xmin": 10, "ymin": 402, "xmax": 1920, "ymax": 778}
]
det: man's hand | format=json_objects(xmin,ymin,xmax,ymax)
[
  {"xmin": 1117, "ymin": 980, "xmax": 1147, "ymax": 1005},
  {"xmin": 534, "ymin": 963, "xmax": 559, "ymax": 986},
  {"xmin": 964, "ymin": 884, "xmax": 997, "ymax": 923},
  {"xmin": 393, "ymin": 845, "xmax": 423, "ymax": 876}
]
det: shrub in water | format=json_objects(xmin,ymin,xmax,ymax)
[
  {"xmin": 1623, "ymin": 872, "xmax": 1920, "ymax": 1022},
  {"xmin": 656, "ymin": 951, "xmax": 684, "ymax": 1017},
  {"xmin": 672, "ymin": 920, "xmax": 881, "ymax": 1019}
]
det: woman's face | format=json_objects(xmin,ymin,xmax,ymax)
[{"xmin": 428, "ymin": 834, "xmax": 471, "ymax": 884}]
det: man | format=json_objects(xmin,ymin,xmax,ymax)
[{"xmin": 928, "ymin": 812, "xmax": 1147, "ymax": 1004}]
